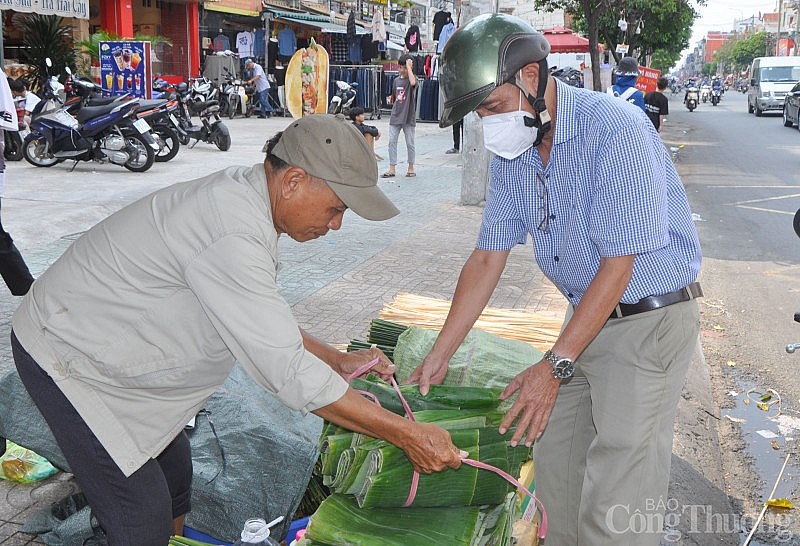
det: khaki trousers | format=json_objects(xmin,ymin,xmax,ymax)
[{"xmin": 534, "ymin": 299, "xmax": 699, "ymax": 545}]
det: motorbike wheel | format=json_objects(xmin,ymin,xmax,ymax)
[
  {"xmin": 23, "ymin": 133, "xmax": 59, "ymax": 167},
  {"xmin": 153, "ymin": 125, "xmax": 180, "ymax": 162},
  {"xmin": 784, "ymin": 107, "xmax": 794, "ymax": 127},
  {"xmin": 122, "ymin": 132, "xmax": 156, "ymax": 172},
  {"xmin": 327, "ymin": 102, "xmax": 340, "ymax": 115},
  {"xmin": 228, "ymin": 97, "xmax": 237, "ymax": 120},
  {"xmin": 755, "ymin": 104, "xmax": 764, "ymax": 117},
  {"xmin": 211, "ymin": 123, "xmax": 231, "ymax": 151},
  {"xmin": 176, "ymin": 125, "xmax": 191, "ymax": 146},
  {"xmin": 4, "ymin": 131, "xmax": 24, "ymax": 161}
]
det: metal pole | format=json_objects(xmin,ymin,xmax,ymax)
[{"xmin": 778, "ymin": 0, "xmax": 783, "ymax": 55}]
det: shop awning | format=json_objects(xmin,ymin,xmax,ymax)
[
  {"xmin": 276, "ymin": 15, "xmax": 369, "ymax": 34},
  {"xmin": 542, "ymin": 26, "xmax": 602, "ymax": 54},
  {"xmin": 0, "ymin": 0, "xmax": 88, "ymax": 19}
]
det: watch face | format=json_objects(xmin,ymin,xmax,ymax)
[{"xmin": 553, "ymin": 359, "xmax": 574, "ymax": 379}]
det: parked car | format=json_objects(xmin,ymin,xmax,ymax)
[
  {"xmin": 748, "ymin": 56, "xmax": 800, "ymax": 116},
  {"xmin": 783, "ymin": 81, "xmax": 800, "ymax": 129}
]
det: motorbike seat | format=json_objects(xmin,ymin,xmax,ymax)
[
  {"xmin": 86, "ymin": 95, "xmax": 118, "ymax": 107},
  {"xmin": 76, "ymin": 101, "xmax": 135, "ymax": 125},
  {"xmin": 138, "ymin": 99, "xmax": 168, "ymax": 110},
  {"xmin": 189, "ymin": 100, "xmax": 218, "ymax": 114}
]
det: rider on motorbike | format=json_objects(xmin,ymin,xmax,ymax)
[
  {"xmin": 684, "ymin": 78, "xmax": 698, "ymax": 103},
  {"xmin": 712, "ymin": 77, "xmax": 723, "ymax": 93}
]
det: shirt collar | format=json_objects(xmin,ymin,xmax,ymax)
[{"xmin": 551, "ymin": 77, "xmax": 578, "ymax": 146}]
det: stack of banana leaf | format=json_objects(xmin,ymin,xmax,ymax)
[{"xmin": 302, "ymin": 375, "xmax": 532, "ymax": 545}]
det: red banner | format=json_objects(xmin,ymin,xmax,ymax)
[{"xmin": 635, "ymin": 65, "xmax": 661, "ymax": 93}]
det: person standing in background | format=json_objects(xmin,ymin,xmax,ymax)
[
  {"xmin": 0, "ymin": 72, "xmax": 34, "ymax": 296},
  {"xmin": 382, "ymin": 54, "xmax": 417, "ymax": 178},
  {"xmin": 446, "ymin": 119, "xmax": 462, "ymax": 154},
  {"xmin": 245, "ymin": 58, "xmax": 273, "ymax": 119},
  {"xmin": 644, "ymin": 77, "xmax": 670, "ymax": 133}
]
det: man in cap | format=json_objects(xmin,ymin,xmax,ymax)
[
  {"xmin": 245, "ymin": 57, "xmax": 274, "ymax": 118},
  {"xmin": 12, "ymin": 114, "xmax": 463, "ymax": 545},
  {"xmin": 406, "ymin": 14, "xmax": 702, "ymax": 545},
  {"xmin": 607, "ymin": 56, "xmax": 646, "ymax": 112}
]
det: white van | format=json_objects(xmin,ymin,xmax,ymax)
[{"xmin": 748, "ymin": 56, "xmax": 800, "ymax": 116}]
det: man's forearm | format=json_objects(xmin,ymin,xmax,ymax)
[{"xmin": 301, "ymin": 329, "xmax": 343, "ymax": 370}]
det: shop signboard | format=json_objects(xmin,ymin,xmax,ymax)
[
  {"xmin": 99, "ymin": 41, "xmax": 152, "ymax": 98},
  {"xmin": 205, "ymin": 0, "xmax": 260, "ymax": 17},
  {"xmin": 635, "ymin": 65, "xmax": 661, "ymax": 93},
  {"xmin": 0, "ymin": 0, "xmax": 88, "ymax": 19}
]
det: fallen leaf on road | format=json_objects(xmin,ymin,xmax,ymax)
[
  {"xmin": 766, "ymin": 498, "xmax": 793, "ymax": 509},
  {"xmin": 725, "ymin": 415, "xmax": 746, "ymax": 423},
  {"xmin": 771, "ymin": 439, "xmax": 781, "ymax": 450}
]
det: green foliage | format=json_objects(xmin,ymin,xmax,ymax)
[
  {"xmin": 651, "ymin": 50, "xmax": 681, "ymax": 73},
  {"xmin": 730, "ymin": 32, "xmax": 768, "ymax": 70},
  {"xmin": 18, "ymin": 14, "xmax": 76, "ymax": 91},
  {"xmin": 700, "ymin": 61, "xmax": 717, "ymax": 75}
]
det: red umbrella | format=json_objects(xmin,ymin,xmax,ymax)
[{"xmin": 541, "ymin": 26, "xmax": 603, "ymax": 54}]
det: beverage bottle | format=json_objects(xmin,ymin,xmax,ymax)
[
  {"xmin": 231, "ymin": 517, "xmax": 283, "ymax": 546},
  {"xmin": 288, "ymin": 528, "xmax": 307, "ymax": 546}
]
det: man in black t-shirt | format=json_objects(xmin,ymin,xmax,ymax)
[{"xmin": 644, "ymin": 77, "xmax": 670, "ymax": 133}]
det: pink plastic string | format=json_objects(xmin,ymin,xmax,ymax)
[{"xmin": 345, "ymin": 356, "xmax": 547, "ymax": 538}]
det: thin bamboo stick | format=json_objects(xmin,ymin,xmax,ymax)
[
  {"xmin": 379, "ymin": 293, "xmax": 563, "ymax": 351},
  {"xmin": 742, "ymin": 452, "xmax": 792, "ymax": 546}
]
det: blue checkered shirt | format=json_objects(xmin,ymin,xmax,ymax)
[{"xmin": 477, "ymin": 79, "xmax": 701, "ymax": 306}]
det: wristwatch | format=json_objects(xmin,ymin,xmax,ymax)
[{"xmin": 543, "ymin": 350, "xmax": 575, "ymax": 380}]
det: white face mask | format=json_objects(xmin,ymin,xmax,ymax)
[{"xmin": 482, "ymin": 92, "xmax": 538, "ymax": 160}]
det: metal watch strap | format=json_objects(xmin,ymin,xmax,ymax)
[{"xmin": 543, "ymin": 350, "xmax": 574, "ymax": 380}]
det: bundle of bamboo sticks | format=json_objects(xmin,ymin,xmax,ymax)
[{"xmin": 378, "ymin": 293, "xmax": 563, "ymax": 352}]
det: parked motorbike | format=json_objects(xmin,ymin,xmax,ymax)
[
  {"xmin": 221, "ymin": 68, "xmax": 248, "ymax": 119},
  {"xmin": 174, "ymin": 81, "xmax": 230, "ymax": 151},
  {"xmin": 189, "ymin": 76, "xmax": 219, "ymax": 111},
  {"xmin": 711, "ymin": 87, "xmax": 722, "ymax": 106},
  {"xmin": 328, "ymin": 80, "xmax": 358, "ymax": 115},
  {"xmin": 23, "ymin": 59, "xmax": 157, "ymax": 172},
  {"xmin": 685, "ymin": 86, "xmax": 699, "ymax": 112},
  {"xmin": 63, "ymin": 68, "xmax": 179, "ymax": 163}
]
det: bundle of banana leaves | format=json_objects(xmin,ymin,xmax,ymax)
[
  {"xmin": 303, "ymin": 376, "xmax": 533, "ymax": 545},
  {"xmin": 346, "ymin": 319, "xmax": 408, "ymax": 360},
  {"xmin": 300, "ymin": 492, "xmax": 516, "ymax": 546}
]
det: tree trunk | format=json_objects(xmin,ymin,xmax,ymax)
[{"xmin": 585, "ymin": 5, "xmax": 603, "ymax": 91}]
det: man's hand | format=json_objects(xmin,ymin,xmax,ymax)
[
  {"xmin": 336, "ymin": 346, "xmax": 396, "ymax": 381},
  {"xmin": 498, "ymin": 361, "xmax": 561, "ymax": 447},
  {"xmin": 403, "ymin": 353, "xmax": 449, "ymax": 395},
  {"xmin": 400, "ymin": 421, "xmax": 464, "ymax": 474}
]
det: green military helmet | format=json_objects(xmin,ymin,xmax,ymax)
[{"xmin": 438, "ymin": 13, "xmax": 551, "ymax": 127}]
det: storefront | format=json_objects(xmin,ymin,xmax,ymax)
[{"xmin": 2, "ymin": 0, "xmax": 199, "ymax": 82}]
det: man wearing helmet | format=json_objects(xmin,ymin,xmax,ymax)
[
  {"xmin": 607, "ymin": 56, "xmax": 646, "ymax": 112},
  {"xmin": 406, "ymin": 13, "xmax": 702, "ymax": 545}
]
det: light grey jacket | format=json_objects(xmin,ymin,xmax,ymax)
[{"xmin": 13, "ymin": 164, "xmax": 348, "ymax": 476}]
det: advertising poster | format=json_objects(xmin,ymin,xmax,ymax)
[
  {"xmin": 99, "ymin": 41, "xmax": 152, "ymax": 98},
  {"xmin": 635, "ymin": 65, "xmax": 661, "ymax": 93}
]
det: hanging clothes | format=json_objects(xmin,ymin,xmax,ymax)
[
  {"xmin": 236, "ymin": 31, "xmax": 254, "ymax": 58},
  {"xmin": 432, "ymin": 11, "xmax": 451, "ymax": 41},
  {"xmin": 278, "ymin": 27, "xmax": 297, "ymax": 57},
  {"xmin": 347, "ymin": 11, "xmax": 356, "ymax": 40},
  {"xmin": 405, "ymin": 25, "xmax": 421, "ymax": 52},
  {"xmin": 361, "ymin": 33, "xmax": 379, "ymax": 62},
  {"xmin": 253, "ymin": 28, "xmax": 266, "ymax": 58},
  {"xmin": 437, "ymin": 22, "xmax": 456, "ymax": 53},
  {"xmin": 331, "ymin": 35, "xmax": 349, "ymax": 63},
  {"xmin": 213, "ymin": 33, "xmax": 231, "ymax": 51},
  {"xmin": 372, "ymin": 11, "xmax": 387, "ymax": 42}
]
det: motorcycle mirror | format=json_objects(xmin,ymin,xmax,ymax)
[
  {"xmin": 794, "ymin": 209, "xmax": 800, "ymax": 239},
  {"xmin": 45, "ymin": 58, "xmax": 52, "ymax": 68}
]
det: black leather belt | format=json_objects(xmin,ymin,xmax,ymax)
[{"xmin": 610, "ymin": 282, "xmax": 703, "ymax": 319}]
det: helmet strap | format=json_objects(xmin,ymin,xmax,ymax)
[{"xmin": 514, "ymin": 59, "xmax": 551, "ymax": 147}]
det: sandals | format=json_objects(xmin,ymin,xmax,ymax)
[
  {"xmin": 405, "ymin": 172, "xmax": 416, "ymax": 177},
  {"xmin": 381, "ymin": 172, "xmax": 395, "ymax": 178}
]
